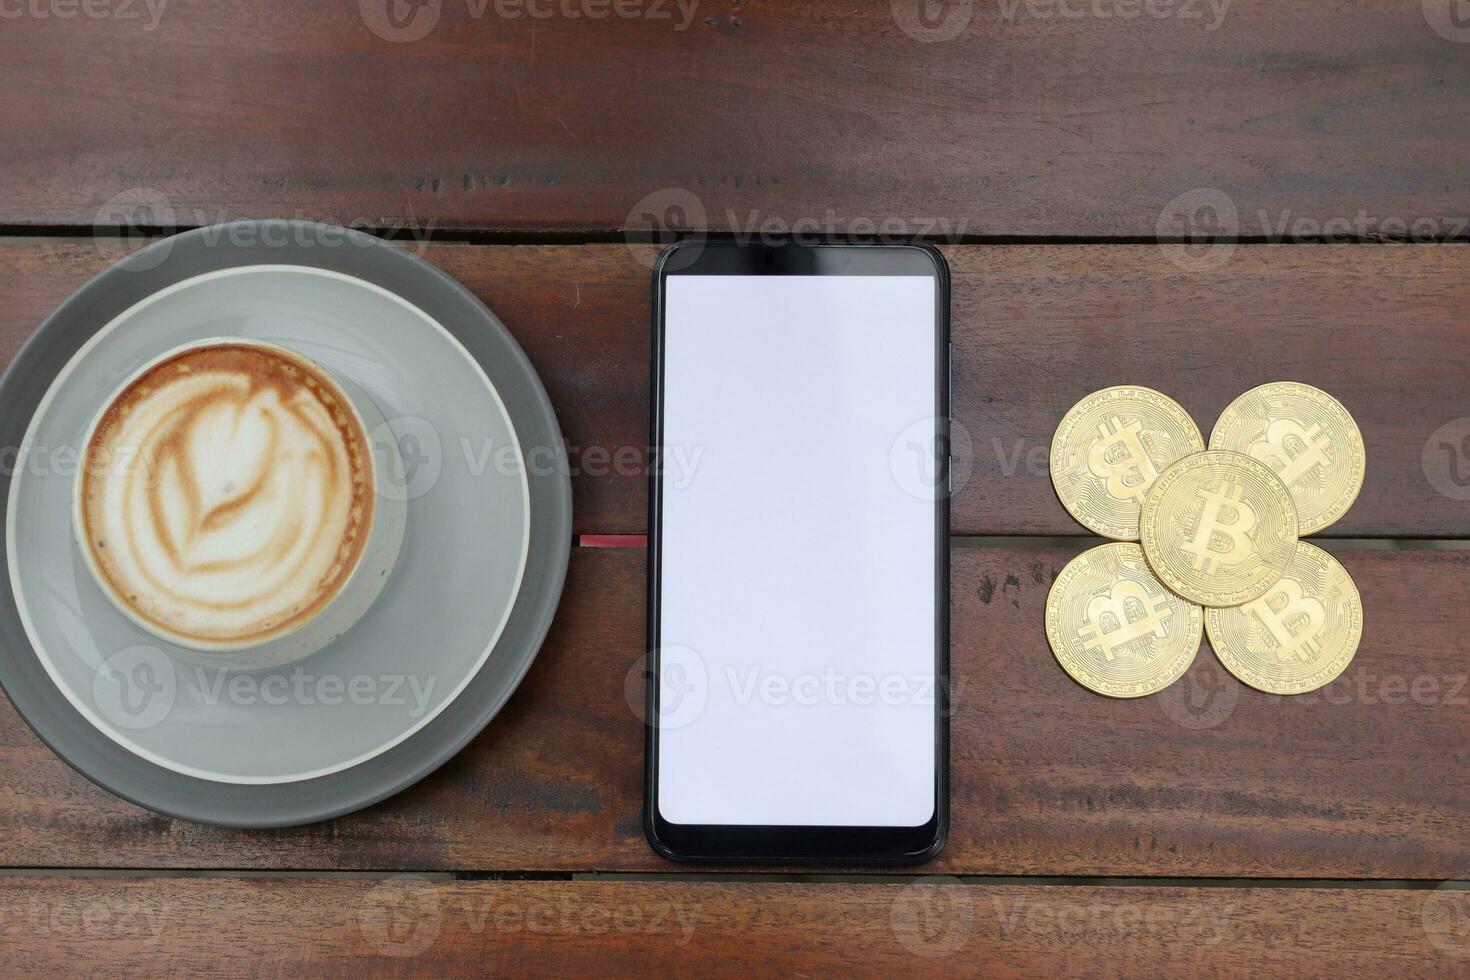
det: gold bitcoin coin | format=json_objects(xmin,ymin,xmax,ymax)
[
  {"xmin": 1206, "ymin": 542, "xmax": 1362, "ymax": 695},
  {"xmin": 1140, "ymin": 451, "xmax": 1299, "ymax": 607},
  {"xmin": 1050, "ymin": 386, "xmax": 1205, "ymax": 540},
  {"xmin": 1209, "ymin": 382, "xmax": 1365, "ymax": 534},
  {"xmin": 1046, "ymin": 542, "xmax": 1203, "ymax": 698}
]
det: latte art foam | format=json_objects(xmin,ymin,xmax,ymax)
[{"xmin": 79, "ymin": 344, "xmax": 374, "ymax": 646}]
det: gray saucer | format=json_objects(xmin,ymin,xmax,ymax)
[{"xmin": 0, "ymin": 222, "xmax": 571, "ymax": 826}]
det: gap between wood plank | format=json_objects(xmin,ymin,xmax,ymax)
[
  {"xmin": 575, "ymin": 536, "xmax": 1470, "ymax": 549},
  {"xmin": 0, "ymin": 869, "xmax": 1464, "ymax": 890},
  {"xmin": 4, "ymin": 230, "xmax": 1469, "ymax": 247}
]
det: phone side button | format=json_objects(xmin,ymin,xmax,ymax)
[{"xmin": 947, "ymin": 342, "xmax": 954, "ymax": 412}]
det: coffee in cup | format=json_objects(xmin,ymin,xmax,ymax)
[{"xmin": 74, "ymin": 338, "xmax": 406, "ymax": 669}]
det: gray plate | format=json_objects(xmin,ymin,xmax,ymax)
[{"xmin": 0, "ymin": 221, "xmax": 571, "ymax": 826}]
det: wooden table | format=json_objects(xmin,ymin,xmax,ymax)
[{"xmin": 3, "ymin": 2, "xmax": 1469, "ymax": 974}]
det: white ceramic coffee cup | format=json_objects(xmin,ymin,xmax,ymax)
[{"xmin": 72, "ymin": 337, "xmax": 407, "ymax": 672}]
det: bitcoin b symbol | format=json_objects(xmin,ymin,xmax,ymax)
[
  {"xmin": 1086, "ymin": 418, "xmax": 1159, "ymax": 504},
  {"xmin": 1245, "ymin": 578, "xmax": 1326, "ymax": 664},
  {"xmin": 1251, "ymin": 418, "xmax": 1332, "ymax": 488},
  {"xmin": 1181, "ymin": 480, "xmax": 1258, "ymax": 574},
  {"xmin": 1078, "ymin": 580, "xmax": 1173, "ymax": 661}
]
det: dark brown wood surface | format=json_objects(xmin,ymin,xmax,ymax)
[
  {"xmin": 2, "ymin": 545, "xmax": 1466, "ymax": 878},
  {"xmin": 6, "ymin": 241, "xmax": 1467, "ymax": 537},
  {"xmin": 5, "ymin": 1, "xmax": 1469, "ymax": 956},
  {"xmin": 0, "ymin": 876, "xmax": 1462, "ymax": 976},
  {"xmin": 1, "ymin": 3, "xmax": 1465, "ymax": 238}
]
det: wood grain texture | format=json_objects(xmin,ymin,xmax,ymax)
[
  {"xmin": 951, "ymin": 242, "xmax": 1470, "ymax": 537},
  {"xmin": 1, "ymin": 3, "xmax": 1466, "ymax": 237},
  {"xmin": 948, "ymin": 544, "xmax": 1470, "ymax": 878},
  {"xmin": 0, "ymin": 876, "xmax": 1463, "ymax": 976},
  {"xmin": 2, "ymin": 546, "xmax": 1467, "ymax": 877},
  {"xmin": 5, "ymin": 241, "xmax": 1468, "ymax": 536}
]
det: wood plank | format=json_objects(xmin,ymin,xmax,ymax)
[
  {"xmin": 954, "ymin": 243, "xmax": 1470, "ymax": 538},
  {"xmin": 0, "ymin": 876, "xmax": 1461, "ymax": 975},
  {"xmin": 6, "ymin": 242, "xmax": 1468, "ymax": 536},
  {"xmin": 947, "ymin": 544, "xmax": 1470, "ymax": 878},
  {"xmin": 3, "ymin": 546, "xmax": 1468, "ymax": 877},
  {"xmin": 1, "ymin": 3, "xmax": 1466, "ymax": 237}
]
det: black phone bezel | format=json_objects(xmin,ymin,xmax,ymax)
[{"xmin": 645, "ymin": 239, "xmax": 951, "ymax": 864}]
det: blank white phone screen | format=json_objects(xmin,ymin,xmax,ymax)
[{"xmin": 658, "ymin": 273, "xmax": 938, "ymax": 827}]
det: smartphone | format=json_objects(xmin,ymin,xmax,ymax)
[{"xmin": 646, "ymin": 241, "xmax": 949, "ymax": 863}]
